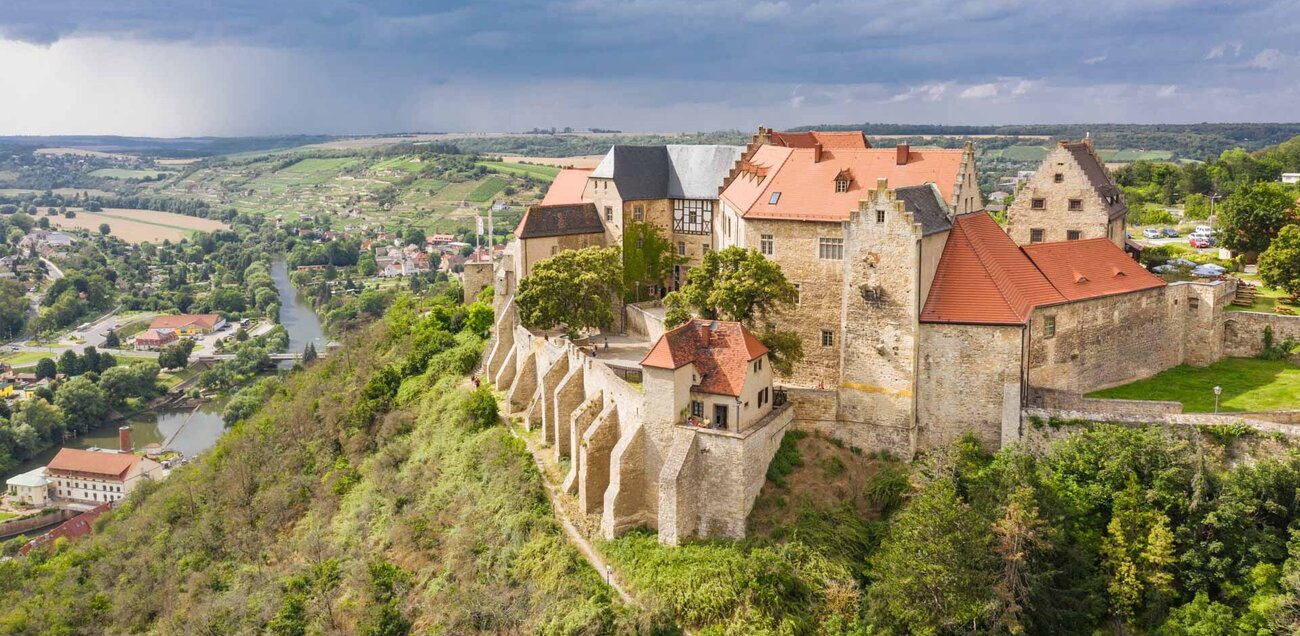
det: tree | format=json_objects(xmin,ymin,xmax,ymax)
[
  {"xmin": 104, "ymin": 329, "xmax": 120, "ymax": 348},
  {"xmin": 16, "ymin": 398, "xmax": 64, "ymax": 444},
  {"xmin": 98, "ymin": 223, "xmax": 111, "ymax": 235},
  {"xmin": 358, "ymin": 252, "xmax": 378, "ymax": 276},
  {"xmin": 158, "ymin": 339, "xmax": 196, "ymax": 370},
  {"xmin": 58, "ymin": 349, "xmax": 82, "ymax": 376},
  {"xmin": 34, "ymin": 357, "xmax": 57, "ymax": 380},
  {"xmin": 1259, "ymin": 224, "xmax": 1300, "ymax": 297},
  {"xmin": 1215, "ymin": 182, "xmax": 1298, "ymax": 254},
  {"xmin": 867, "ymin": 478, "xmax": 998, "ymax": 633},
  {"xmin": 0, "ymin": 279, "xmax": 26, "ymax": 339},
  {"xmin": 302, "ymin": 342, "xmax": 318, "ymax": 364},
  {"xmin": 1183, "ymin": 193, "xmax": 1211, "ymax": 220},
  {"xmin": 515, "ymin": 246, "xmax": 623, "ymax": 336},
  {"xmin": 464, "ymin": 301, "xmax": 493, "ymax": 337},
  {"xmin": 55, "ymin": 376, "xmax": 108, "ymax": 434},
  {"xmin": 402, "ymin": 227, "xmax": 425, "ymax": 247}
]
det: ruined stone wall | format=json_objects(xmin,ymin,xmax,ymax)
[
  {"xmin": 1223, "ymin": 311, "xmax": 1300, "ymax": 358},
  {"xmin": 838, "ymin": 183, "xmax": 924, "ymax": 453},
  {"xmin": 742, "ymin": 217, "xmax": 845, "ymax": 389},
  {"xmin": 461, "ymin": 261, "xmax": 494, "ymax": 305},
  {"xmin": 917, "ymin": 323, "xmax": 1024, "ymax": 451},
  {"xmin": 1005, "ymin": 144, "xmax": 1116, "ymax": 247},
  {"xmin": 951, "ymin": 144, "xmax": 983, "ymax": 215},
  {"xmin": 1028, "ymin": 286, "xmax": 1181, "ymax": 394}
]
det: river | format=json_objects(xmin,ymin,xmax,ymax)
[{"xmin": 4, "ymin": 259, "xmax": 325, "ymax": 478}]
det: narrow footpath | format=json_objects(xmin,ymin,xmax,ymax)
[{"xmin": 499, "ymin": 403, "xmax": 639, "ymax": 607}]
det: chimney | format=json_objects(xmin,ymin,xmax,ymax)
[
  {"xmin": 813, "ymin": 142, "xmax": 823, "ymax": 163},
  {"xmin": 118, "ymin": 426, "xmax": 132, "ymax": 453},
  {"xmin": 895, "ymin": 143, "xmax": 909, "ymax": 165}
]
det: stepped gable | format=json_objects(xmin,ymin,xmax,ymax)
[
  {"xmin": 514, "ymin": 203, "xmax": 604, "ymax": 239},
  {"xmin": 920, "ymin": 212, "xmax": 1066, "ymax": 325},
  {"xmin": 894, "ymin": 183, "xmax": 952, "ymax": 236},
  {"xmin": 640, "ymin": 319, "xmax": 767, "ymax": 396},
  {"xmin": 1021, "ymin": 237, "xmax": 1166, "ymax": 301},
  {"xmin": 721, "ymin": 144, "xmax": 966, "ymax": 222},
  {"xmin": 1063, "ymin": 141, "xmax": 1127, "ymax": 220}
]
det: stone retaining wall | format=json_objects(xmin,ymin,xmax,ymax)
[
  {"xmin": 1020, "ymin": 407, "xmax": 1300, "ymax": 454},
  {"xmin": 625, "ymin": 300, "xmax": 666, "ymax": 342},
  {"xmin": 1223, "ymin": 311, "xmax": 1300, "ymax": 358}
]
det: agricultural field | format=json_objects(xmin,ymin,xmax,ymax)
[
  {"xmin": 47, "ymin": 207, "xmax": 228, "ymax": 243},
  {"xmin": 477, "ymin": 160, "xmax": 561, "ymax": 181},
  {"xmin": 152, "ymin": 151, "xmax": 545, "ymax": 234},
  {"xmin": 90, "ymin": 168, "xmax": 173, "ymax": 179},
  {"xmin": 500, "ymin": 154, "xmax": 604, "ymax": 169}
]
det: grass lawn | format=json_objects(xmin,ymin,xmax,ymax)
[
  {"xmin": 0, "ymin": 511, "xmax": 18, "ymax": 523},
  {"xmin": 1226, "ymin": 273, "xmax": 1298, "ymax": 314},
  {"xmin": 0, "ymin": 351, "xmax": 54, "ymax": 368},
  {"xmin": 477, "ymin": 161, "xmax": 560, "ymax": 182},
  {"xmin": 1087, "ymin": 357, "xmax": 1300, "ymax": 412}
]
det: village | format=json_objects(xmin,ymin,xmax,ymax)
[{"xmin": 480, "ymin": 128, "xmax": 1300, "ymax": 546}]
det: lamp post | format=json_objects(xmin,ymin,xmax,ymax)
[{"xmin": 1213, "ymin": 385, "xmax": 1222, "ymax": 414}]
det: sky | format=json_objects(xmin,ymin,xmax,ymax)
[{"xmin": 0, "ymin": 0, "xmax": 1298, "ymax": 136}]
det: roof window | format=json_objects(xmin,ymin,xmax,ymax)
[{"xmin": 769, "ymin": 192, "xmax": 781, "ymax": 205}]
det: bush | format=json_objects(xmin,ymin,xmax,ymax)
[
  {"xmin": 464, "ymin": 386, "xmax": 499, "ymax": 430},
  {"xmin": 1129, "ymin": 203, "xmax": 1176, "ymax": 227}
]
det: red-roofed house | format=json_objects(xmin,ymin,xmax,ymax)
[
  {"xmin": 542, "ymin": 168, "xmax": 593, "ymax": 206},
  {"xmin": 133, "ymin": 328, "xmax": 179, "ymax": 351},
  {"xmin": 641, "ymin": 319, "xmax": 773, "ymax": 432},
  {"xmin": 148, "ymin": 313, "xmax": 225, "ymax": 336}
]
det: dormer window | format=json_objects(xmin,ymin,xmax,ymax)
[{"xmin": 835, "ymin": 178, "xmax": 849, "ymax": 193}]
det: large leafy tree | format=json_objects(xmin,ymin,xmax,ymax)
[
  {"xmin": 1215, "ymin": 182, "xmax": 1298, "ymax": 254},
  {"xmin": 54, "ymin": 376, "xmax": 108, "ymax": 434},
  {"xmin": 1259, "ymin": 224, "xmax": 1300, "ymax": 297},
  {"xmin": 0, "ymin": 279, "xmax": 26, "ymax": 339},
  {"xmin": 516, "ymin": 246, "xmax": 623, "ymax": 336},
  {"xmin": 664, "ymin": 247, "xmax": 803, "ymax": 374}
]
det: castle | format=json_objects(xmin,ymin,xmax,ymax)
[{"xmin": 483, "ymin": 129, "xmax": 1274, "ymax": 545}]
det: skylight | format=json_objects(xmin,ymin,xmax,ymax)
[{"xmin": 769, "ymin": 192, "xmax": 781, "ymax": 205}]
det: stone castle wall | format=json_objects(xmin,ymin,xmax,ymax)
[
  {"xmin": 1223, "ymin": 311, "xmax": 1300, "ymax": 358},
  {"xmin": 917, "ymin": 323, "xmax": 1024, "ymax": 450},
  {"xmin": 461, "ymin": 261, "xmax": 494, "ymax": 305}
]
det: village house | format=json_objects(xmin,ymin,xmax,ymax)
[
  {"xmin": 5, "ymin": 467, "xmax": 50, "ymax": 507},
  {"xmin": 148, "ymin": 313, "xmax": 226, "ymax": 337},
  {"xmin": 45, "ymin": 446, "xmax": 162, "ymax": 505},
  {"xmin": 133, "ymin": 328, "xmax": 179, "ymax": 351},
  {"xmin": 1005, "ymin": 139, "xmax": 1129, "ymax": 248}
]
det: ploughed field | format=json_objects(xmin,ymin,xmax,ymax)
[{"xmin": 47, "ymin": 207, "xmax": 228, "ymax": 243}]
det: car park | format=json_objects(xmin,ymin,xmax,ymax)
[
  {"xmin": 1142, "ymin": 228, "xmax": 1163, "ymax": 239},
  {"xmin": 1162, "ymin": 228, "xmax": 1179, "ymax": 238},
  {"xmin": 1195, "ymin": 225, "xmax": 1214, "ymax": 235}
]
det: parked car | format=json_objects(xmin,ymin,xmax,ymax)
[
  {"xmin": 1195, "ymin": 225, "xmax": 1214, "ymax": 235},
  {"xmin": 1189, "ymin": 237, "xmax": 1211, "ymax": 248},
  {"xmin": 1142, "ymin": 228, "xmax": 1163, "ymax": 239},
  {"xmin": 1162, "ymin": 228, "xmax": 1179, "ymax": 238}
]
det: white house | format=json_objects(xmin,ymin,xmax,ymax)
[
  {"xmin": 5, "ymin": 467, "xmax": 50, "ymax": 507},
  {"xmin": 1282, "ymin": 173, "xmax": 1300, "ymax": 185}
]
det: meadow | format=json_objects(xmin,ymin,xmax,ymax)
[{"xmin": 48, "ymin": 207, "xmax": 228, "ymax": 243}]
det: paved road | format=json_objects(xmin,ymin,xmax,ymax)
[{"xmin": 40, "ymin": 258, "xmax": 64, "ymax": 281}]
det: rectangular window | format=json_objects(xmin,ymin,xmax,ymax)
[
  {"xmin": 1030, "ymin": 228, "xmax": 1045, "ymax": 243},
  {"xmin": 1044, "ymin": 316, "xmax": 1056, "ymax": 338},
  {"xmin": 821, "ymin": 330, "xmax": 834, "ymax": 347},
  {"xmin": 793, "ymin": 283, "xmax": 801, "ymax": 306},
  {"xmin": 691, "ymin": 400, "xmax": 704, "ymax": 418},
  {"xmin": 1189, "ymin": 297, "xmax": 1200, "ymax": 312},
  {"xmin": 677, "ymin": 241, "xmax": 686, "ymax": 256},
  {"xmin": 672, "ymin": 199, "xmax": 713, "ymax": 234},
  {"xmin": 769, "ymin": 192, "xmax": 781, "ymax": 205},
  {"xmin": 604, "ymin": 206, "xmax": 613, "ymax": 221},
  {"xmin": 818, "ymin": 237, "xmax": 844, "ymax": 260},
  {"xmin": 633, "ymin": 205, "xmax": 644, "ymax": 221},
  {"xmin": 876, "ymin": 209, "xmax": 886, "ymax": 223},
  {"xmin": 1067, "ymin": 230, "xmax": 1082, "ymax": 241},
  {"xmin": 760, "ymin": 234, "xmax": 774, "ymax": 255},
  {"xmin": 702, "ymin": 243, "xmax": 709, "ymax": 254},
  {"xmin": 635, "ymin": 239, "xmax": 644, "ymax": 249},
  {"xmin": 1068, "ymin": 199, "xmax": 1083, "ymax": 211},
  {"xmin": 1031, "ymin": 198, "xmax": 1046, "ymax": 210},
  {"xmin": 550, "ymin": 245, "xmax": 557, "ymax": 256},
  {"xmin": 1054, "ymin": 173, "xmax": 1064, "ymax": 183},
  {"xmin": 835, "ymin": 179, "xmax": 848, "ymax": 193}
]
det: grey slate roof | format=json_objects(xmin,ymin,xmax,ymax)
[
  {"xmin": 895, "ymin": 184, "xmax": 952, "ymax": 236},
  {"xmin": 516, "ymin": 203, "xmax": 605, "ymax": 239},
  {"xmin": 591, "ymin": 144, "xmax": 743, "ymax": 200},
  {"xmin": 1065, "ymin": 143, "xmax": 1129, "ymax": 220}
]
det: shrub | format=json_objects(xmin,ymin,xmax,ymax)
[
  {"xmin": 464, "ymin": 386, "xmax": 499, "ymax": 430},
  {"xmin": 766, "ymin": 430, "xmax": 807, "ymax": 488}
]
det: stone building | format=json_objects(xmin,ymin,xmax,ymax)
[
  {"xmin": 586, "ymin": 144, "xmax": 744, "ymax": 289},
  {"xmin": 1005, "ymin": 139, "xmax": 1129, "ymax": 248},
  {"xmin": 506, "ymin": 202, "xmax": 607, "ymax": 291}
]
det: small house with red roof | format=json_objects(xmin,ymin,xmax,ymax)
[
  {"xmin": 148, "ymin": 313, "xmax": 225, "ymax": 337},
  {"xmin": 133, "ymin": 328, "xmax": 179, "ymax": 351},
  {"xmin": 640, "ymin": 319, "xmax": 774, "ymax": 432}
]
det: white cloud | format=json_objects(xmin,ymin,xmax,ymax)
[
  {"xmin": 1204, "ymin": 41, "xmax": 1242, "ymax": 60},
  {"xmin": 959, "ymin": 83, "xmax": 999, "ymax": 99},
  {"xmin": 744, "ymin": 1, "xmax": 792, "ymax": 22},
  {"xmin": 1246, "ymin": 48, "xmax": 1288, "ymax": 70},
  {"xmin": 1082, "ymin": 54, "xmax": 1107, "ymax": 65},
  {"xmin": 1156, "ymin": 84, "xmax": 1177, "ymax": 98},
  {"xmin": 890, "ymin": 82, "xmax": 950, "ymax": 102}
]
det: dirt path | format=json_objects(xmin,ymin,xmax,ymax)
[{"xmin": 505, "ymin": 420, "xmax": 639, "ymax": 607}]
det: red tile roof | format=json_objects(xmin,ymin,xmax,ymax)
[
  {"xmin": 722, "ymin": 145, "xmax": 966, "ymax": 222},
  {"xmin": 921, "ymin": 212, "xmax": 1066, "ymax": 325},
  {"xmin": 47, "ymin": 448, "xmax": 139, "ymax": 479},
  {"xmin": 19, "ymin": 503, "xmax": 111, "ymax": 556},
  {"xmin": 541, "ymin": 168, "xmax": 593, "ymax": 205},
  {"xmin": 1021, "ymin": 238, "xmax": 1166, "ymax": 301},
  {"xmin": 149, "ymin": 314, "xmax": 222, "ymax": 331},
  {"xmin": 769, "ymin": 130, "xmax": 870, "ymax": 149},
  {"xmin": 922, "ymin": 214, "xmax": 1169, "ymax": 325},
  {"xmin": 640, "ymin": 319, "xmax": 768, "ymax": 396}
]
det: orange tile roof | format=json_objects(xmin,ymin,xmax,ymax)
[
  {"xmin": 769, "ymin": 130, "xmax": 870, "ymax": 149},
  {"xmin": 541, "ymin": 168, "xmax": 593, "ymax": 205},
  {"xmin": 19, "ymin": 503, "xmax": 111, "ymax": 556},
  {"xmin": 920, "ymin": 212, "xmax": 1066, "ymax": 325},
  {"xmin": 149, "ymin": 314, "xmax": 222, "ymax": 331},
  {"xmin": 721, "ymin": 145, "xmax": 965, "ymax": 222},
  {"xmin": 640, "ymin": 319, "xmax": 768, "ymax": 396},
  {"xmin": 47, "ymin": 448, "xmax": 139, "ymax": 479},
  {"xmin": 1021, "ymin": 238, "xmax": 1166, "ymax": 301}
]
